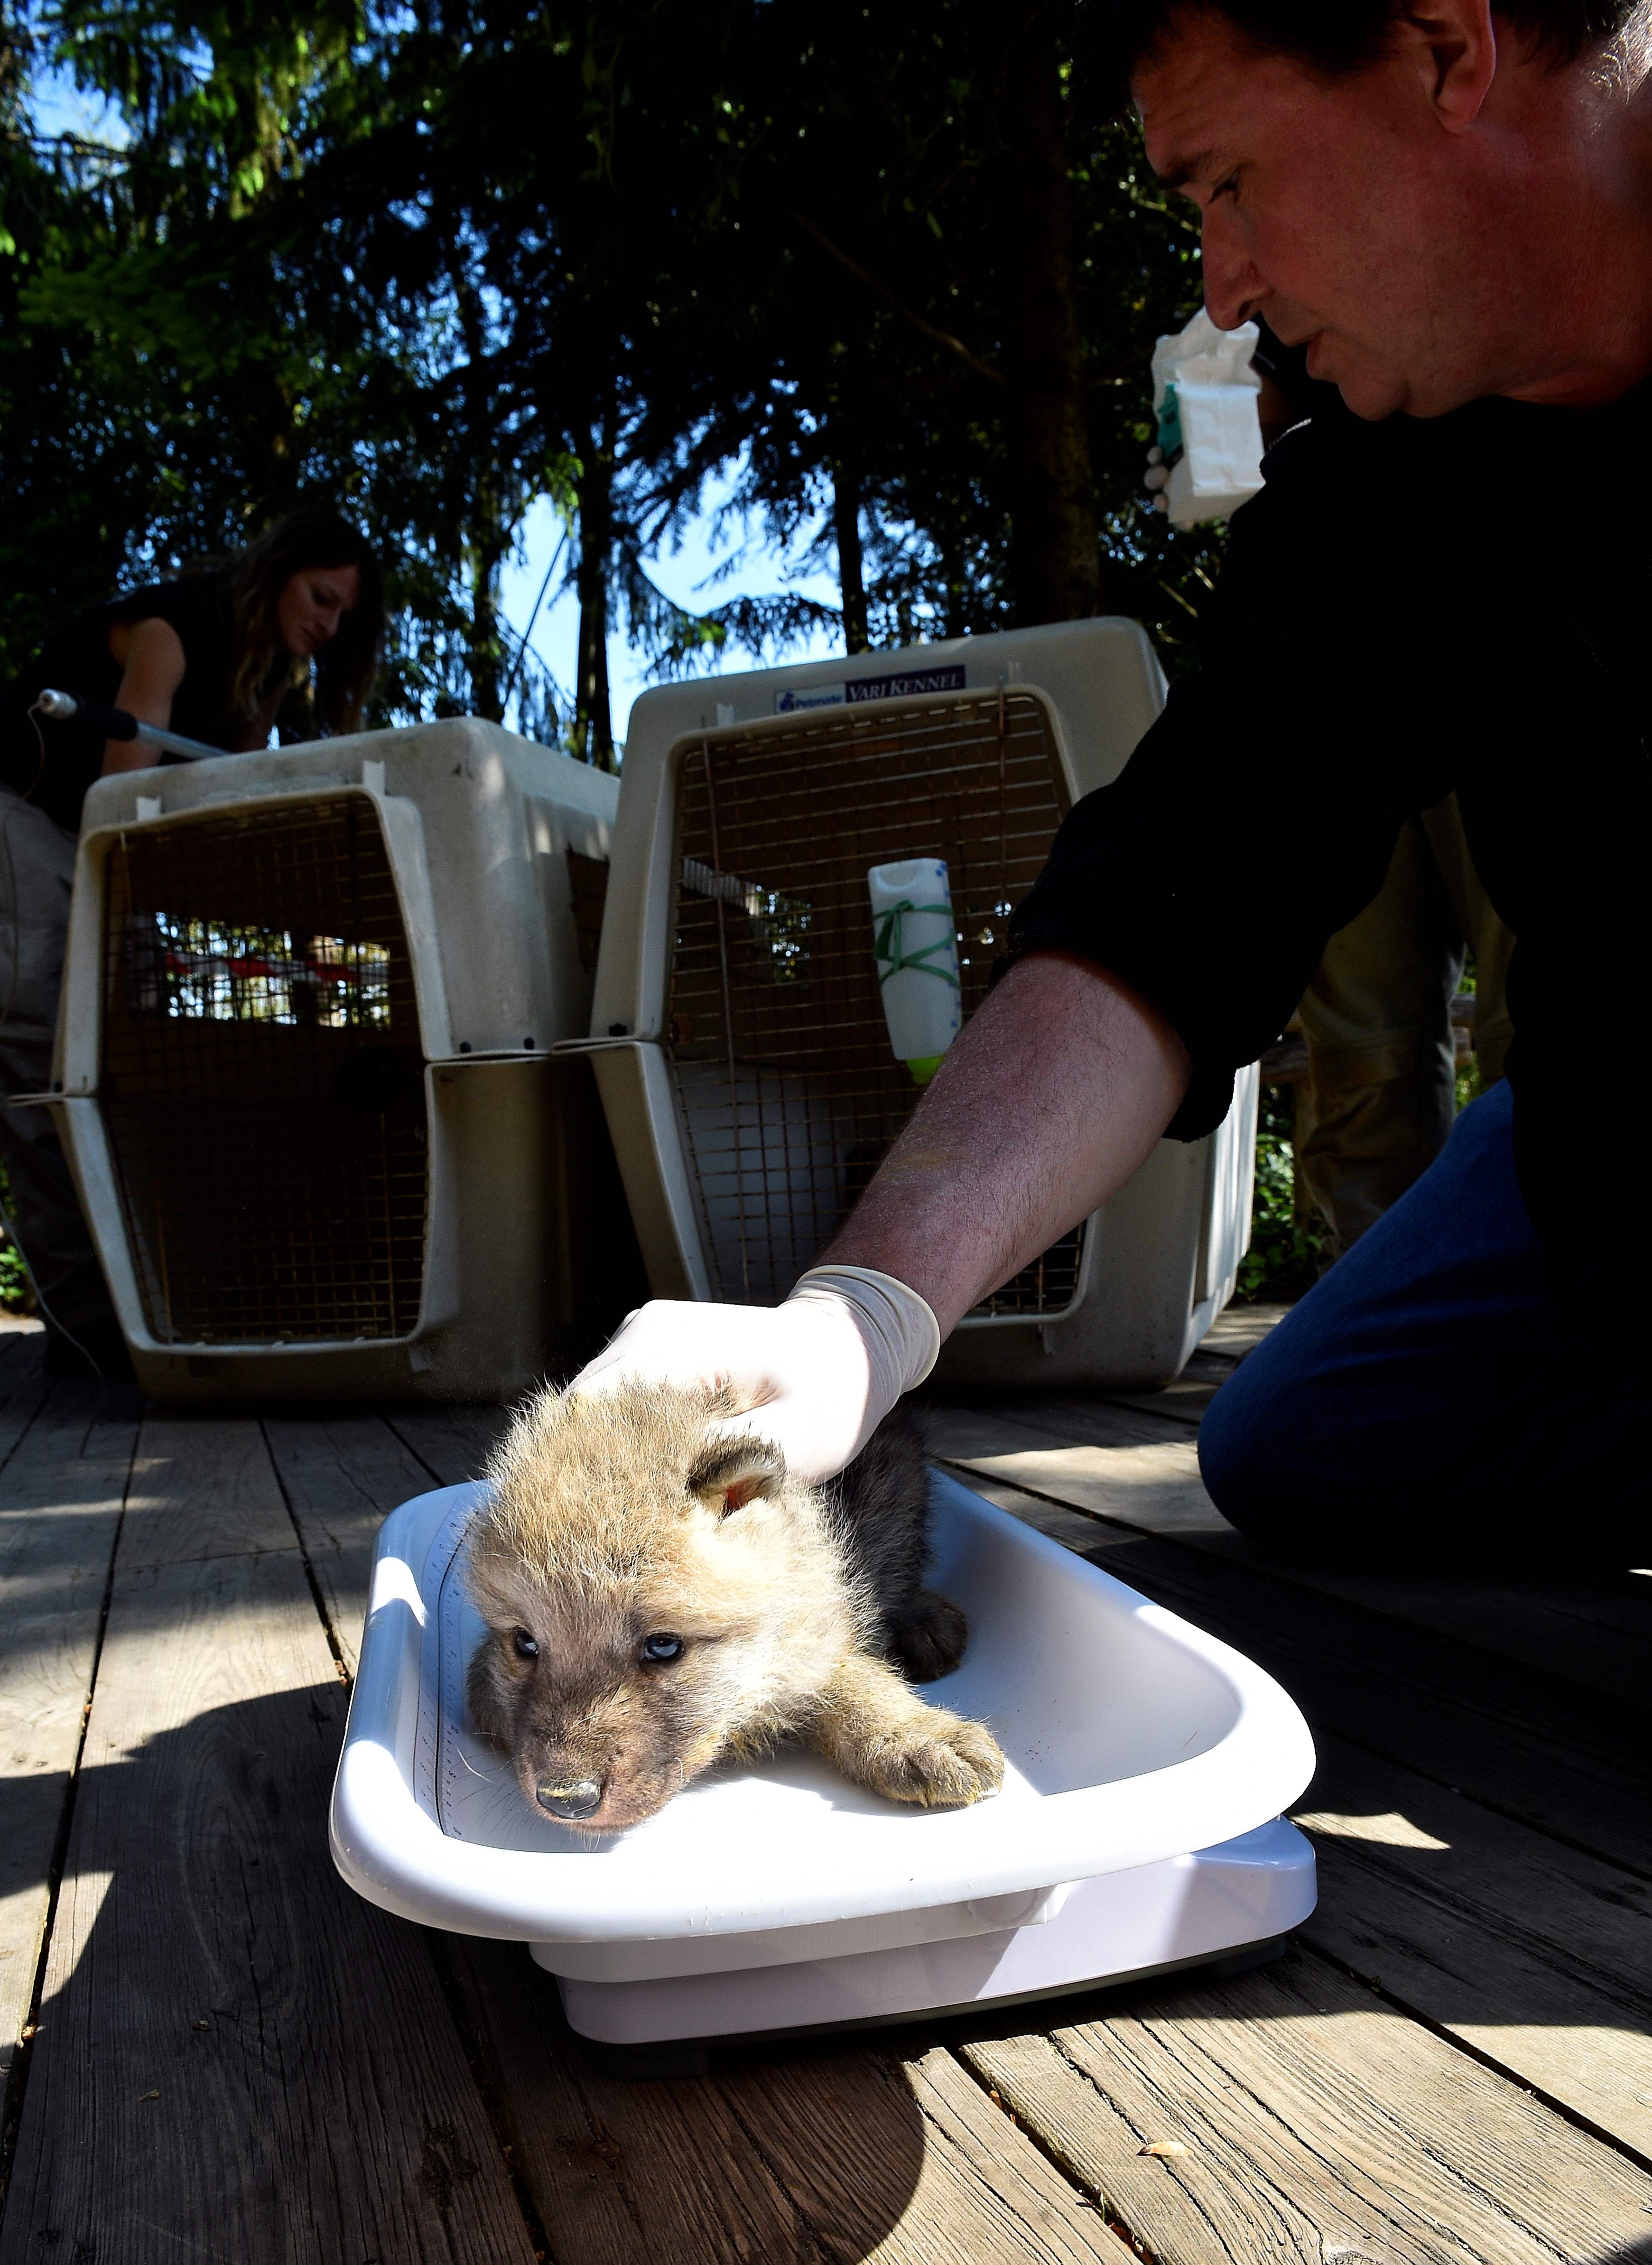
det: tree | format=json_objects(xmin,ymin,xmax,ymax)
[{"xmin": 3, "ymin": 0, "xmax": 1228, "ymax": 744}]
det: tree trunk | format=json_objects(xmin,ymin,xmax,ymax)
[
  {"xmin": 834, "ymin": 459, "xmax": 870, "ymax": 653},
  {"xmin": 574, "ymin": 402, "xmax": 616, "ymax": 771},
  {"xmin": 466, "ymin": 516, "xmax": 507, "ymax": 723},
  {"xmin": 1003, "ymin": 12, "xmax": 1102, "ymax": 625},
  {"xmin": 450, "ymin": 246, "xmax": 508, "ymax": 721}
]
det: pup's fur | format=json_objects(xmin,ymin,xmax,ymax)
[{"xmin": 466, "ymin": 1383, "xmax": 1004, "ymax": 1834}]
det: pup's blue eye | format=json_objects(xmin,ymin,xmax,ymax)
[
  {"xmin": 641, "ymin": 1633, "xmax": 683, "ymax": 1663},
  {"xmin": 512, "ymin": 1629, "xmax": 539, "ymax": 1660}
]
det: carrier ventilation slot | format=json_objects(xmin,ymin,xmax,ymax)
[
  {"xmin": 665, "ymin": 690, "xmax": 1086, "ymax": 1314},
  {"xmin": 100, "ymin": 794, "xmax": 428, "ymax": 1344}
]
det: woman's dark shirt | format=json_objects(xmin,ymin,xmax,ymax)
[
  {"xmin": 0, "ymin": 577, "xmax": 247, "ymax": 830},
  {"xmin": 1009, "ymin": 379, "xmax": 1649, "ymax": 1304}
]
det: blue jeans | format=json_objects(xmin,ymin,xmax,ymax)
[{"xmin": 1199, "ymin": 1080, "xmax": 1640, "ymax": 1569}]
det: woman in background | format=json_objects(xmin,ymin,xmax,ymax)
[{"xmin": 0, "ymin": 505, "xmax": 386, "ymax": 1375}]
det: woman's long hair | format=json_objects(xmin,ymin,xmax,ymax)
[{"xmin": 219, "ymin": 507, "xmax": 386, "ymax": 735}]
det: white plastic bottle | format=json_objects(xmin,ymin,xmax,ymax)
[{"xmin": 867, "ymin": 859, "xmax": 961, "ymax": 1084}]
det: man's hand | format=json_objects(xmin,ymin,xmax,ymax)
[
  {"xmin": 569, "ymin": 1268, "xmax": 939, "ymax": 1485},
  {"xmin": 573, "ymin": 953, "xmax": 1190, "ymax": 1483}
]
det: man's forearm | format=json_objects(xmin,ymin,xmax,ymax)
[{"xmin": 819, "ymin": 950, "xmax": 1191, "ymax": 1335}]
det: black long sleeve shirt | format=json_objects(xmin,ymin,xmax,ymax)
[{"xmin": 1010, "ymin": 380, "xmax": 1649, "ymax": 1306}]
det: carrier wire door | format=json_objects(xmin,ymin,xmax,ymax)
[
  {"xmin": 668, "ymin": 688, "xmax": 1078, "ymax": 1315},
  {"xmin": 101, "ymin": 795, "xmax": 427, "ymax": 1346},
  {"xmin": 52, "ymin": 720, "xmax": 645, "ymax": 1403},
  {"xmin": 578, "ymin": 620, "xmax": 1258, "ymax": 1393}
]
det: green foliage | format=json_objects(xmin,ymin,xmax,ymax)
[
  {"xmin": 1235, "ymin": 1084, "xmax": 1327, "ymax": 1306},
  {"xmin": 2, "ymin": 0, "xmax": 1231, "ymax": 747},
  {"xmin": 0, "ymin": 1162, "xmax": 36, "ymax": 1313}
]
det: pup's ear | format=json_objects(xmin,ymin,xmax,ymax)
[{"xmin": 688, "ymin": 1436, "xmax": 786, "ymax": 1518}]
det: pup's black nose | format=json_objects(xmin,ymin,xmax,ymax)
[{"xmin": 536, "ymin": 1777, "xmax": 604, "ymax": 1821}]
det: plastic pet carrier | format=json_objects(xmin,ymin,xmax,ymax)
[
  {"xmin": 568, "ymin": 622, "xmax": 1258, "ymax": 1392},
  {"xmin": 49, "ymin": 721, "xmax": 645, "ymax": 1402}
]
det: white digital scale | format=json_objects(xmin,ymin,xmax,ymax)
[{"xmin": 331, "ymin": 1471, "xmax": 1317, "ymax": 2069}]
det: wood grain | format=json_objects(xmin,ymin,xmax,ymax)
[
  {"xmin": 1195, "ymin": 1303, "xmax": 1290, "ymax": 1361},
  {"xmin": 964, "ymin": 1941, "xmax": 1652, "ymax": 2264},
  {"xmin": 945, "ymin": 1465, "xmax": 1652, "ymax": 1877},
  {"xmin": 963, "ymin": 1474, "xmax": 1652, "ymax": 2158},
  {"xmin": 1297, "ymin": 1734, "xmax": 1652, "ymax": 2155},
  {"xmin": 445, "ymin": 1936, "xmax": 836, "ymax": 2263},
  {"xmin": 0, "ymin": 1381, "xmax": 139, "ymax": 2087},
  {"xmin": 263, "ymin": 1414, "xmax": 435, "ymax": 1672},
  {"xmin": 935, "ymin": 1390, "xmax": 1652, "ymax": 1702},
  {"xmin": 391, "ymin": 1404, "xmax": 514, "ymax": 1490},
  {"xmin": 448, "ymin": 1938, "xmax": 1127, "ymax": 2264},
  {"xmin": 0, "ymin": 1330, "xmax": 51, "ymax": 1478},
  {"xmin": 1, "ymin": 1423, "xmax": 539, "ymax": 2265},
  {"xmin": 120, "ymin": 1414, "xmax": 296, "ymax": 1569}
]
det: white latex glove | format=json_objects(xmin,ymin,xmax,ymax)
[{"xmin": 569, "ymin": 1265, "xmax": 941, "ymax": 1484}]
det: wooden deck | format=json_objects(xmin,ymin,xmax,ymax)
[{"xmin": 1, "ymin": 1307, "xmax": 1648, "ymax": 2263}]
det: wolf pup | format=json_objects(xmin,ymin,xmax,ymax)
[{"xmin": 465, "ymin": 1382, "xmax": 1005, "ymax": 1834}]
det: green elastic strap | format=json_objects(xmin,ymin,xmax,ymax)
[{"xmin": 873, "ymin": 900, "xmax": 960, "ymax": 989}]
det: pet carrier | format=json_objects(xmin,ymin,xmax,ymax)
[
  {"xmin": 567, "ymin": 621, "xmax": 1258, "ymax": 1393},
  {"xmin": 46, "ymin": 720, "xmax": 645, "ymax": 1402}
]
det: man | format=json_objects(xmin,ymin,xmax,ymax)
[
  {"xmin": 1250, "ymin": 324, "xmax": 1518, "ymax": 1263},
  {"xmin": 577, "ymin": 0, "xmax": 1647, "ymax": 1568}
]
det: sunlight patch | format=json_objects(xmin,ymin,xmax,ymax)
[{"xmin": 1295, "ymin": 1808, "xmax": 1451, "ymax": 1851}]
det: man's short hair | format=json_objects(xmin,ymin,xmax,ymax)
[{"xmin": 1107, "ymin": 1, "xmax": 1641, "ymax": 88}]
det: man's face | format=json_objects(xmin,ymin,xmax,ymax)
[{"xmin": 1134, "ymin": 13, "xmax": 1536, "ymax": 418}]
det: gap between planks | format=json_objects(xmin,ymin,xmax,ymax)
[
  {"xmin": 277, "ymin": 1403, "xmax": 1138, "ymax": 2265},
  {"xmin": 956, "ymin": 1467, "xmax": 1652, "ymax": 2175},
  {"xmin": 0, "ymin": 1407, "xmax": 540, "ymax": 2264}
]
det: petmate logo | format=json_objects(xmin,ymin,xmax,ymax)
[
  {"xmin": 846, "ymin": 664, "xmax": 965, "ymax": 702},
  {"xmin": 775, "ymin": 663, "xmax": 966, "ymax": 715}
]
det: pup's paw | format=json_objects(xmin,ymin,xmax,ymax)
[
  {"xmin": 887, "ymin": 1589, "xmax": 969, "ymax": 1682},
  {"xmin": 859, "ymin": 1709, "xmax": 1005, "ymax": 1808}
]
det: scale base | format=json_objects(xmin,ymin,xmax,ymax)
[
  {"xmin": 536, "ymin": 1818, "xmax": 1315, "ymax": 2074},
  {"xmin": 569, "ymin": 1936, "xmax": 1293, "ymax": 2081}
]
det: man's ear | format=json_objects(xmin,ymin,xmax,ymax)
[
  {"xmin": 1399, "ymin": 0, "xmax": 1498, "ymax": 132},
  {"xmin": 688, "ymin": 1437, "xmax": 786, "ymax": 1517}
]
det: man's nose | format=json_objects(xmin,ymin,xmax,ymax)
[{"xmin": 1200, "ymin": 209, "xmax": 1265, "ymax": 331}]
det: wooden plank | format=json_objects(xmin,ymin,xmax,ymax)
[
  {"xmin": 1296, "ymin": 1734, "xmax": 1652, "ymax": 2156},
  {"xmin": 446, "ymin": 1938, "xmax": 1123, "ymax": 2263},
  {"xmin": 950, "ymin": 1472, "xmax": 1652, "ymax": 1880},
  {"xmin": 933, "ymin": 1397, "xmax": 1652, "ymax": 1704},
  {"xmin": 1306, "ymin": 1565, "xmax": 1652, "ymax": 1692},
  {"xmin": 926, "ymin": 1402, "xmax": 1238, "ymax": 1543},
  {"xmin": 0, "ymin": 1382, "xmax": 139, "ymax": 2093},
  {"xmin": 0, "ymin": 1328, "xmax": 51, "ymax": 1478},
  {"xmin": 390, "ymin": 1405, "xmax": 512, "ymax": 1490},
  {"xmin": 263, "ymin": 1415, "xmax": 435, "ymax": 1673},
  {"xmin": 1, "ymin": 1420, "xmax": 539, "ymax": 2265},
  {"xmin": 716, "ymin": 2038, "xmax": 1131, "ymax": 2263},
  {"xmin": 950, "ymin": 1475, "xmax": 1652, "ymax": 2153},
  {"xmin": 1095, "ymin": 1350, "xmax": 1235, "ymax": 1427},
  {"xmin": 120, "ymin": 1414, "xmax": 296, "ymax": 1569},
  {"xmin": 1197, "ymin": 1302, "xmax": 1291, "ymax": 1361},
  {"xmin": 963, "ymin": 1942, "xmax": 1652, "ymax": 2264},
  {"xmin": 444, "ymin": 1937, "xmax": 836, "ymax": 2262}
]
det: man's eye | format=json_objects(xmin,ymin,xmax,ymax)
[
  {"xmin": 512, "ymin": 1629, "xmax": 539, "ymax": 1661},
  {"xmin": 1211, "ymin": 172, "xmax": 1240, "ymax": 202},
  {"xmin": 640, "ymin": 1632, "xmax": 684, "ymax": 1664}
]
